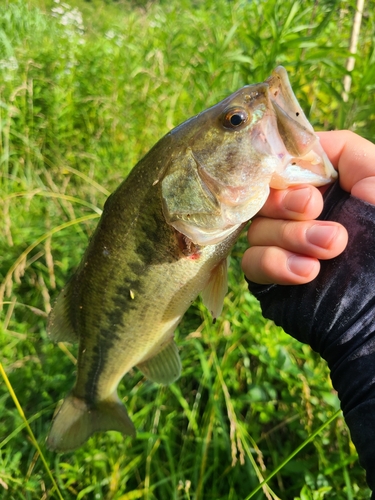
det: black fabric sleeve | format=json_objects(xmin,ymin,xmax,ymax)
[{"xmin": 246, "ymin": 181, "xmax": 375, "ymax": 496}]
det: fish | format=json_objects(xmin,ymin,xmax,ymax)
[{"xmin": 46, "ymin": 66, "xmax": 337, "ymax": 452}]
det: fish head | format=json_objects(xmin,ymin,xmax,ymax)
[{"xmin": 162, "ymin": 67, "xmax": 337, "ymax": 246}]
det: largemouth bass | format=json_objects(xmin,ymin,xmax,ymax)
[{"xmin": 47, "ymin": 67, "xmax": 337, "ymax": 451}]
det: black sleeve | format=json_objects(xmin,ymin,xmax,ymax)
[{"xmin": 247, "ymin": 181, "xmax": 375, "ymax": 496}]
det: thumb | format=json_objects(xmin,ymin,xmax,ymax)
[{"xmin": 317, "ymin": 131, "xmax": 375, "ymax": 205}]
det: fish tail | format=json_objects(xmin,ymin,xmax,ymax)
[{"xmin": 46, "ymin": 393, "xmax": 136, "ymax": 452}]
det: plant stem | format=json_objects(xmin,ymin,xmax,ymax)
[{"xmin": 342, "ymin": 0, "xmax": 365, "ymax": 101}]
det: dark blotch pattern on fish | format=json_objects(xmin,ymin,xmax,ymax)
[
  {"xmin": 83, "ymin": 278, "xmax": 143, "ymax": 400},
  {"xmin": 135, "ymin": 209, "xmax": 178, "ymax": 266}
]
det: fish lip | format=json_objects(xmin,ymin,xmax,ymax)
[{"xmin": 266, "ymin": 66, "xmax": 302, "ymax": 112}]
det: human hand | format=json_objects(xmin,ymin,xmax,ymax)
[{"xmin": 242, "ymin": 131, "xmax": 375, "ymax": 285}]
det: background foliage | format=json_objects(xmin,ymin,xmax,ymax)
[{"xmin": 1, "ymin": 0, "xmax": 374, "ymax": 498}]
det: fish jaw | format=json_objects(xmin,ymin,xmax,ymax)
[
  {"xmin": 267, "ymin": 66, "xmax": 337, "ymax": 184},
  {"xmin": 270, "ymin": 149, "xmax": 337, "ymax": 189}
]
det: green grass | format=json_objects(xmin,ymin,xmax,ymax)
[{"xmin": 1, "ymin": 0, "xmax": 374, "ymax": 498}]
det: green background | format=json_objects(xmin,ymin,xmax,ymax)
[{"xmin": 1, "ymin": 0, "xmax": 374, "ymax": 498}]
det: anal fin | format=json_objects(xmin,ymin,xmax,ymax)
[
  {"xmin": 137, "ymin": 339, "xmax": 181, "ymax": 385},
  {"xmin": 201, "ymin": 257, "xmax": 228, "ymax": 320}
]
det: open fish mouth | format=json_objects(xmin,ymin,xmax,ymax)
[{"xmin": 266, "ymin": 66, "xmax": 337, "ymax": 187}]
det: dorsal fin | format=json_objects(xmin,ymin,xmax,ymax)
[{"xmin": 47, "ymin": 283, "xmax": 79, "ymax": 343}]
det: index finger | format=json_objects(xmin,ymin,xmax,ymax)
[
  {"xmin": 256, "ymin": 184, "xmax": 323, "ymax": 220},
  {"xmin": 317, "ymin": 131, "xmax": 375, "ymax": 205}
]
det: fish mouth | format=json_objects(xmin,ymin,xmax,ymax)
[
  {"xmin": 195, "ymin": 69, "xmax": 336, "ymax": 207},
  {"xmin": 194, "ymin": 70, "xmax": 335, "ymax": 208},
  {"xmin": 266, "ymin": 66, "xmax": 337, "ymax": 183}
]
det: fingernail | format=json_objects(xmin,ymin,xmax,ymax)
[
  {"xmin": 306, "ymin": 224, "xmax": 338, "ymax": 248},
  {"xmin": 287, "ymin": 255, "xmax": 316, "ymax": 277},
  {"xmin": 284, "ymin": 187, "xmax": 312, "ymax": 213}
]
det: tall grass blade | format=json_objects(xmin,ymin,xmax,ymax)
[
  {"xmin": 0, "ymin": 214, "xmax": 100, "ymax": 308},
  {"xmin": 244, "ymin": 410, "xmax": 342, "ymax": 499},
  {"xmin": 0, "ymin": 362, "xmax": 64, "ymax": 500}
]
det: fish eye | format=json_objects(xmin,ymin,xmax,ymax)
[{"xmin": 222, "ymin": 108, "xmax": 249, "ymax": 129}]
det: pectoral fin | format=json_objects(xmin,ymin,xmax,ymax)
[
  {"xmin": 47, "ymin": 283, "xmax": 79, "ymax": 343},
  {"xmin": 201, "ymin": 257, "xmax": 228, "ymax": 320},
  {"xmin": 137, "ymin": 339, "xmax": 181, "ymax": 385}
]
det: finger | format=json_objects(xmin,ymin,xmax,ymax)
[
  {"xmin": 247, "ymin": 218, "xmax": 348, "ymax": 260},
  {"xmin": 318, "ymin": 131, "xmax": 375, "ymax": 204},
  {"xmin": 350, "ymin": 177, "xmax": 375, "ymax": 205},
  {"xmin": 242, "ymin": 246, "xmax": 320, "ymax": 285},
  {"xmin": 257, "ymin": 184, "xmax": 324, "ymax": 220}
]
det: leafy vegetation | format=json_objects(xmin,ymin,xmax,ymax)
[{"xmin": 1, "ymin": 0, "xmax": 374, "ymax": 498}]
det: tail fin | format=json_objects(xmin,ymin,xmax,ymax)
[{"xmin": 46, "ymin": 394, "xmax": 136, "ymax": 452}]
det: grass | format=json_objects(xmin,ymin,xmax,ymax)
[{"xmin": 1, "ymin": 0, "xmax": 375, "ymax": 498}]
